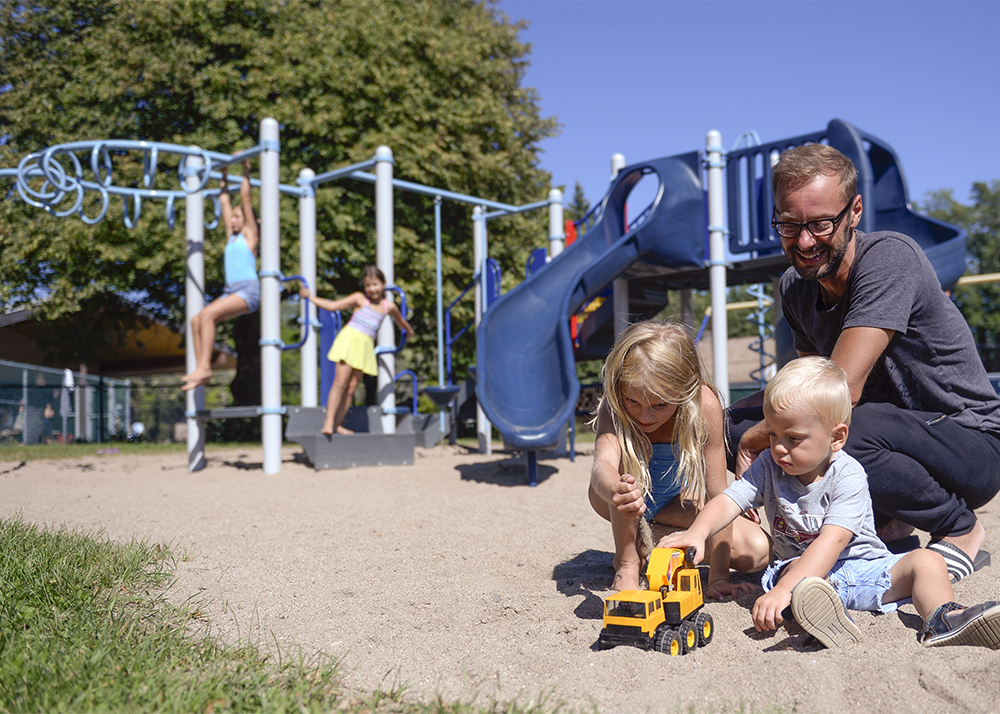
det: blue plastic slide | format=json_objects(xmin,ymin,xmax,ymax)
[{"xmin": 476, "ymin": 151, "xmax": 706, "ymax": 450}]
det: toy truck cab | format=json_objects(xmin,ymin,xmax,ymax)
[{"xmin": 598, "ymin": 547, "xmax": 714, "ymax": 656}]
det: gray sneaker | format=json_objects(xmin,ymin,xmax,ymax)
[
  {"xmin": 920, "ymin": 601, "xmax": 1000, "ymax": 648},
  {"xmin": 790, "ymin": 576, "xmax": 862, "ymax": 648}
]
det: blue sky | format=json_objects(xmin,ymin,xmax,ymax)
[{"xmin": 497, "ymin": 0, "xmax": 1000, "ymax": 210}]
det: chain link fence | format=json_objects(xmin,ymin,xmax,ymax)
[{"xmin": 0, "ymin": 359, "xmax": 131, "ymax": 445}]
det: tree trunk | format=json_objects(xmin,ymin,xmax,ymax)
[{"xmin": 230, "ymin": 315, "xmax": 261, "ymax": 407}]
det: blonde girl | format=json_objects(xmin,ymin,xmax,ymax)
[{"xmin": 589, "ymin": 320, "xmax": 770, "ymax": 595}]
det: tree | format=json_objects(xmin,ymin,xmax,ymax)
[
  {"xmin": 564, "ymin": 181, "xmax": 591, "ymax": 223},
  {"xmin": 0, "ymin": 0, "xmax": 558, "ymax": 395},
  {"xmin": 919, "ymin": 181, "xmax": 1000, "ymax": 351}
]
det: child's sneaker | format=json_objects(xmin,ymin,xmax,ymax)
[
  {"xmin": 790, "ymin": 576, "xmax": 862, "ymax": 648},
  {"xmin": 920, "ymin": 601, "xmax": 1000, "ymax": 648}
]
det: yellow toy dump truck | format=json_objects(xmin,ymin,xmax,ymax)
[{"xmin": 598, "ymin": 546, "xmax": 713, "ymax": 655}]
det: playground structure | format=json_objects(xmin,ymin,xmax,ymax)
[
  {"xmin": 476, "ymin": 118, "xmax": 967, "ymax": 484},
  {"xmin": 0, "ymin": 118, "xmax": 564, "ymax": 474},
  {"xmin": 2, "ymin": 118, "xmax": 967, "ymax": 482}
]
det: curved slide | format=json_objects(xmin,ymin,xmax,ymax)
[{"xmin": 476, "ymin": 151, "xmax": 706, "ymax": 450}]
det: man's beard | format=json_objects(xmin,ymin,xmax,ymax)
[{"xmin": 787, "ymin": 224, "xmax": 851, "ymax": 281}]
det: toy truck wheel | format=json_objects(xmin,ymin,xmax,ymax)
[
  {"xmin": 678, "ymin": 621, "xmax": 698, "ymax": 653},
  {"xmin": 654, "ymin": 627, "xmax": 682, "ymax": 656},
  {"xmin": 695, "ymin": 611, "xmax": 714, "ymax": 647},
  {"xmin": 597, "ymin": 632, "xmax": 612, "ymax": 650}
]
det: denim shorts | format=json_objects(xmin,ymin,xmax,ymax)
[
  {"xmin": 222, "ymin": 279, "xmax": 260, "ymax": 313},
  {"xmin": 762, "ymin": 553, "xmax": 907, "ymax": 613}
]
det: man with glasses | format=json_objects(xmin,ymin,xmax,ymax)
[{"xmin": 728, "ymin": 143, "xmax": 1000, "ymax": 583}]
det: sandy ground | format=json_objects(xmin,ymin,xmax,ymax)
[{"xmin": 3, "ymin": 443, "xmax": 1000, "ymax": 713}]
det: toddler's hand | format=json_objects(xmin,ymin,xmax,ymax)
[
  {"xmin": 612, "ymin": 474, "xmax": 644, "ymax": 518},
  {"xmin": 751, "ymin": 587, "xmax": 791, "ymax": 631},
  {"xmin": 299, "ymin": 287, "xmax": 311, "ymax": 299},
  {"xmin": 657, "ymin": 531, "xmax": 704, "ymax": 564}
]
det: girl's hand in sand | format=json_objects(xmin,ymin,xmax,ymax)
[
  {"xmin": 612, "ymin": 474, "xmax": 645, "ymax": 518},
  {"xmin": 705, "ymin": 577, "xmax": 755, "ymax": 602}
]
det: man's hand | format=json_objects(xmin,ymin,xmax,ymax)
[{"xmin": 735, "ymin": 420, "xmax": 770, "ymax": 478}]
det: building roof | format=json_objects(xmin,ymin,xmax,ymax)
[{"xmin": 0, "ymin": 306, "xmax": 236, "ymax": 378}]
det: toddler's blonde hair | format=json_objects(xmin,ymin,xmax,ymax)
[
  {"xmin": 594, "ymin": 320, "xmax": 718, "ymax": 508},
  {"xmin": 763, "ymin": 356, "xmax": 852, "ymax": 429}
]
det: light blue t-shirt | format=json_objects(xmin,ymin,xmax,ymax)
[
  {"xmin": 643, "ymin": 443, "xmax": 683, "ymax": 522},
  {"xmin": 725, "ymin": 450, "xmax": 890, "ymax": 563}
]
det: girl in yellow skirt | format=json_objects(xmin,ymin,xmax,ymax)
[{"xmin": 300, "ymin": 266, "xmax": 414, "ymax": 435}]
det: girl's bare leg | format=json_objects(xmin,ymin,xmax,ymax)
[
  {"xmin": 333, "ymin": 371, "xmax": 363, "ymax": 434},
  {"xmin": 182, "ymin": 294, "xmax": 249, "ymax": 390},
  {"xmin": 322, "ymin": 364, "xmax": 354, "ymax": 435},
  {"xmin": 589, "ymin": 485, "xmax": 644, "ymax": 592}
]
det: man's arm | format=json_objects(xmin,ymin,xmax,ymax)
[
  {"xmin": 735, "ymin": 326, "xmax": 894, "ymax": 476},
  {"xmin": 829, "ymin": 326, "xmax": 894, "ymax": 406}
]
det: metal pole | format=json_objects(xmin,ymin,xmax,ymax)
[
  {"xmin": 611, "ymin": 153, "xmax": 629, "ymax": 339},
  {"xmin": 184, "ymin": 151, "xmax": 207, "ymax": 471},
  {"xmin": 706, "ymin": 130, "xmax": 729, "ymax": 406},
  {"xmin": 473, "ymin": 206, "xmax": 491, "ymax": 454},
  {"xmin": 299, "ymin": 168, "xmax": 318, "ymax": 407},
  {"xmin": 375, "ymin": 146, "xmax": 396, "ymax": 434},
  {"xmin": 434, "ymin": 197, "xmax": 447, "ymax": 432},
  {"xmin": 548, "ymin": 188, "xmax": 565, "ymax": 258},
  {"xmin": 259, "ymin": 118, "xmax": 283, "ymax": 474}
]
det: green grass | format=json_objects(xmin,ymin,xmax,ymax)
[
  {"xmin": 0, "ymin": 441, "xmax": 282, "ymax": 463},
  {"xmin": 0, "ymin": 516, "xmax": 567, "ymax": 714},
  {"xmin": 0, "ymin": 441, "xmax": 187, "ymax": 462}
]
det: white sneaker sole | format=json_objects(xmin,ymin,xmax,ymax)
[{"xmin": 790, "ymin": 576, "xmax": 862, "ymax": 648}]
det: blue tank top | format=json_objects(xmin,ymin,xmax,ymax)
[
  {"xmin": 643, "ymin": 443, "xmax": 683, "ymax": 522},
  {"xmin": 224, "ymin": 232, "xmax": 258, "ymax": 284}
]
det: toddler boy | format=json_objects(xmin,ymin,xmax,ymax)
[{"xmin": 663, "ymin": 356, "xmax": 1000, "ymax": 648}]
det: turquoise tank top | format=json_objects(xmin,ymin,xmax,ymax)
[
  {"xmin": 224, "ymin": 232, "xmax": 258, "ymax": 284},
  {"xmin": 643, "ymin": 443, "xmax": 683, "ymax": 522}
]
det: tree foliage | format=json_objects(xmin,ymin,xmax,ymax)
[
  {"xmin": 0, "ymin": 0, "xmax": 558, "ymax": 386},
  {"xmin": 918, "ymin": 181, "xmax": 1000, "ymax": 348},
  {"xmin": 563, "ymin": 180, "xmax": 591, "ymax": 223}
]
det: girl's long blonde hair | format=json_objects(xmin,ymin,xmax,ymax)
[{"xmin": 593, "ymin": 320, "xmax": 719, "ymax": 508}]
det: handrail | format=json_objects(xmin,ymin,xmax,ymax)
[
  {"xmin": 280, "ymin": 275, "xmax": 310, "ymax": 351},
  {"xmin": 444, "ymin": 273, "xmax": 480, "ymax": 384},
  {"xmin": 391, "ymin": 370, "xmax": 419, "ymax": 415},
  {"xmin": 374, "ymin": 285, "xmax": 408, "ymax": 355}
]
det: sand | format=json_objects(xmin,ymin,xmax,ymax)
[{"xmin": 3, "ymin": 443, "xmax": 1000, "ymax": 713}]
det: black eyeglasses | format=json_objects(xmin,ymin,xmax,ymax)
[{"xmin": 771, "ymin": 198, "xmax": 855, "ymax": 239}]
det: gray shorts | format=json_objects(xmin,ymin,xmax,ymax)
[{"xmin": 222, "ymin": 279, "xmax": 260, "ymax": 313}]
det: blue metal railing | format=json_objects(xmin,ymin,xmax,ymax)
[
  {"xmin": 374, "ymin": 285, "xmax": 409, "ymax": 356},
  {"xmin": 443, "ymin": 259, "xmax": 499, "ymax": 385}
]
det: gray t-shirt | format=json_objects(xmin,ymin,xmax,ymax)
[
  {"xmin": 780, "ymin": 230, "xmax": 1000, "ymax": 432},
  {"xmin": 725, "ymin": 450, "xmax": 889, "ymax": 563}
]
